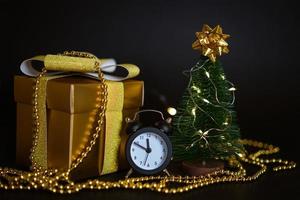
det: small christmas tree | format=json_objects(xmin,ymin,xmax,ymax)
[{"xmin": 171, "ymin": 25, "xmax": 245, "ymax": 161}]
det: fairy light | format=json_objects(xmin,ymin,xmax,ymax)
[
  {"xmin": 223, "ymin": 118, "xmax": 229, "ymax": 126},
  {"xmin": 167, "ymin": 107, "xmax": 177, "ymax": 116},
  {"xmin": 202, "ymin": 98, "xmax": 210, "ymax": 104},
  {"xmin": 191, "ymin": 107, "xmax": 196, "ymax": 116},
  {"xmin": 198, "ymin": 129, "xmax": 208, "ymax": 136},
  {"xmin": 236, "ymin": 152, "xmax": 246, "ymax": 158},
  {"xmin": 177, "ymin": 59, "xmax": 239, "ymax": 161},
  {"xmin": 191, "ymin": 85, "xmax": 201, "ymax": 94},
  {"xmin": 205, "ymin": 71, "xmax": 210, "ymax": 78}
]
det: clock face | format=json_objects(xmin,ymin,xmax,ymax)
[{"xmin": 126, "ymin": 127, "xmax": 172, "ymax": 175}]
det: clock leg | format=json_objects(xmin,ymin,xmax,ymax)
[
  {"xmin": 125, "ymin": 168, "xmax": 133, "ymax": 179},
  {"xmin": 163, "ymin": 169, "xmax": 171, "ymax": 176}
]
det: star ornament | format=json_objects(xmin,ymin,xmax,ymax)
[{"xmin": 192, "ymin": 24, "xmax": 230, "ymax": 62}]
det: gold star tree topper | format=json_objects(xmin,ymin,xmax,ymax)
[{"xmin": 192, "ymin": 24, "xmax": 230, "ymax": 62}]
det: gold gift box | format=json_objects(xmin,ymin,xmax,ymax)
[{"xmin": 14, "ymin": 75, "xmax": 144, "ymax": 178}]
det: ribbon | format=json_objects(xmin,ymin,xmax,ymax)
[
  {"xmin": 20, "ymin": 53, "xmax": 140, "ymax": 172},
  {"xmin": 20, "ymin": 54, "xmax": 140, "ymax": 81}
]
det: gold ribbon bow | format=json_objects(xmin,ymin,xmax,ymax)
[
  {"xmin": 192, "ymin": 24, "xmax": 230, "ymax": 62},
  {"xmin": 20, "ymin": 51, "xmax": 140, "ymax": 81}
]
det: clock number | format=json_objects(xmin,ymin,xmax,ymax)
[
  {"xmin": 140, "ymin": 136, "xmax": 144, "ymax": 140},
  {"xmin": 163, "ymin": 148, "xmax": 166, "ymax": 152},
  {"xmin": 147, "ymin": 133, "xmax": 151, "ymax": 137},
  {"xmin": 139, "ymin": 161, "xmax": 142, "ymax": 165},
  {"xmin": 132, "ymin": 148, "xmax": 135, "ymax": 152},
  {"xmin": 154, "ymin": 161, "xmax": 157, "ymax": 166},
  {"xmin": 160, "ymin": 156, "xmax": 163, "ymax": 160},
  {"xmin": 147, "ymin": 163, "xmax": 150, "ymax": 167},
  {"xmin": 134, "ymin": 156, "xmax": 137, "ymax": 160},
  {"xmin": 160, "ymin": 140, "xmax": 163, "ymax": 145}
]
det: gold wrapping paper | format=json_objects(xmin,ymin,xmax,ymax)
[{"xmin": 14, "ymin": 75, "xmax": 144, "ymax": 178}]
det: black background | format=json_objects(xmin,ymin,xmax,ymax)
[{"xmin": 0, "ymin": 0, "xmax": 299, "ymax": 199}]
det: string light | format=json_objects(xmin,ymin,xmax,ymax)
[
  {"xmin": 172, "ymin": 56, "xmax": 248, "ymax": 174},
  {"xmin": 191, "ymin": 107, "xmax": 197, "ymax": 116},
  {"xmin": 167, "ymin": 107, "xmax": 177, "ymax": 116},
  {"xmin": 202, "ymin": 98, "xmax": 210, "ymax": 104},
  {"xmin": 191, "ymin": 85, "xmax": 201, "ymax": 94},
  {"xmin": 223, "ymin": 118, "xmax": 229, "ymax": 126},
  {"xmin": 205, "ymin": 71, "xmax": 210, "ymax": 78},
  {"xmin": 180, "ymin": 60, "xmax": 237, "ymax": 150}
]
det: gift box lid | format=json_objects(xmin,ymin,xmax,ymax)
[{"xmin": 14, "ymin": 76, "xmax": 144, "ymax": 113}]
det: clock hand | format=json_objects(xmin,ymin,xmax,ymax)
[
  {"xmin": 133, "ymin": 142, "xmax": 147, "ymax": 151},
  {"xmin": 146, "ymin": 138, "xmax": 152, "ymax": 153},
  {"xmin": 146, "ymin": 138, "xmax": 150, "ymax": 150},
  {"xmin": 144, "ymin": 139, "xmax": 151, "ymax": 166},
  {"xmin": 144, "ymin": 152, "xmax": 149, "ymax": 166}
]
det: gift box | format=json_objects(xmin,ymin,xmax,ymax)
[{"xmin": 14, "ymin": 75, "xmax": 144, "ymax": 179}]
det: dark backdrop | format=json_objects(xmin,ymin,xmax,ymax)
[{"xmin": 0, "ymin": 0, "xmax": 299, "ymax": 199}]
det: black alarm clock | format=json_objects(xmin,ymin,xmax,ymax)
[{"xmin": 124, "ymin": 110, "xmax": 172, "ymax": 178}]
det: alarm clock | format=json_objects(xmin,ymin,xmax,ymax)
[{"xmin": 124, "ymin": 110, "xmax": 172, "ymax": 178}]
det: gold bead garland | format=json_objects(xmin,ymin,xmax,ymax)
[
  {"xmin": 0, "ymin": 137, "xmax": 296, "ymax": 193},
  {"xmin": 0, "ymin": 51, "xmax": 297, "ymax": 194}
]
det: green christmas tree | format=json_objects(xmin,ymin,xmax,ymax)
[{"xmin": 171, "ymin": 25, "xmax": 245, "ymax": 161}]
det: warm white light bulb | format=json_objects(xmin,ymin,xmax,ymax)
[
  {"xmin": 191, "ymin": 85, "xmax": 201, "ymax": 94},
  {"xmin": 191, "ymin": 107, "xmax": 196, "ymax": 116},
  {"xmin": 202, "ymin": 98, "xmax": 210, "ymax": 104},
  {"xmin": 167, "ymin": 107, "xmax": 177, "ymax": 116},
  {"xmin": 205, "ymin": 72, "xmax": 210, "ymax": 78}
]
